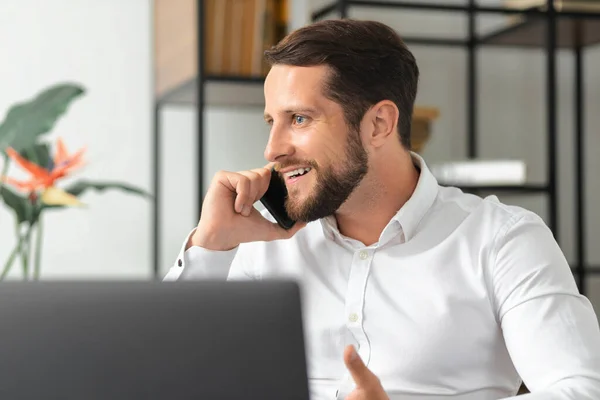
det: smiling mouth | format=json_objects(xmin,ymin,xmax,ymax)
[{"xmin": 284, "ymin": 167, "xmax": 312, "ymax": 181}]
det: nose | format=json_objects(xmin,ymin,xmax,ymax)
[{"xmin": 264, "ymin": 124, "xmax": 294, "ymax": 162}]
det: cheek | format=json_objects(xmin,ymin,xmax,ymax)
[{"xmin": 298, "ymin": 125, "xmax": 347, "ymax": 164}]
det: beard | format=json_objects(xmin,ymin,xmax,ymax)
[{"xmin": 284, "ymin": 130, "xmax": 369, "ymax": 222}]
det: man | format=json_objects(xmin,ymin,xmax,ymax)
[{"xmin": 164, "ymin": 19, "xmax": 600, "ymax": 400}]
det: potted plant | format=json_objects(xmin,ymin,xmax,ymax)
[{"xmin": 0, "ymin": 83, "xmax": 151, "ymax": 280}]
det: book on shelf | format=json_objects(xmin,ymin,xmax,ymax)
[
  {"xmin": 205, "ymin": 0, "xmax": 287, "ymax": 78},
  {"xmin": 429, "ymin": 160, "xmax": 527, "ymax": 187}
]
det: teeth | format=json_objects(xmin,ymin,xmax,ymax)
[{"xmin": 285, "ymin": 167, "xmax": 311, "ymax": 178}]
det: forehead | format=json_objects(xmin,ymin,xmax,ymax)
[{"xmin": 264, "ymin": 65, "xmax": 331, "ymax": 114}]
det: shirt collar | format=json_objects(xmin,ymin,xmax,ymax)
[
  {"xmin": 392, "ymin": 152, "xmax": 439, "ymax": 241},
  {"xmin": 319, "ymin": 151, "xmax": 439, "ymax": 243}
]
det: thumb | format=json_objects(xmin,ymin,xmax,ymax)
[{"xmin": 344, "ymin": 345, "xmax": 377, "ymax": 389}]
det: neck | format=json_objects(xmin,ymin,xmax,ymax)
[{"xmin": 334, "ymin": 150, "xmax": 419, "ymax": 246}]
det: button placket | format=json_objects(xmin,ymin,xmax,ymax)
[{"xmin": 337, "ymin": 248, "xmax": 374, "ymax": 399}]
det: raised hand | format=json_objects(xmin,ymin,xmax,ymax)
[
  {"xmin": 188, "ymin": 165, "xmax": 306, "ymax": 251},
  {"xmin": 344, "ymin": 345, "xmax": 389, "ymax": 400}
]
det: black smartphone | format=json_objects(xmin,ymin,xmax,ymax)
[{"xmin": 259, "ymin": 168, "xmax": 296, "ymax": 230}]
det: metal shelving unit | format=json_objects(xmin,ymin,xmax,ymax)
[{"xmin": 153, "ymin": 0, "xmax": 600, "ymax": 292}]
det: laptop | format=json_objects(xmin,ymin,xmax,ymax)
[{"xmin": 0, "ymin": 280, "xmax": 310, "ymax": 400}]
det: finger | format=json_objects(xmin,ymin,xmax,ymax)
[
  {"xmin": 240, "ymin": 167, "xmax": 274, "ymax": 214},
  {"xmin": 252, "ymin": 164, "xmax": 276, "ymax": 199},
  {"xmin": 344, "ymin": 345, "xmax": 378, "ymax": 390},
  {"xmin": 220, "ymin": 173, "xmax": 251, "ymax": 214},
  {"xmin": 237, "ymin": 170, "xmax": 262, "ymax": 216},
  {"xmin": 255, "ymin": 166, "xmax": 273, "ymax": 198},
  {"xmin": 250, "ymin": 165, "xmax": 273, "ymax": 193}
]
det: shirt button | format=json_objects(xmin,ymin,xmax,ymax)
[
  {"xmin": 177, "ymin": 259, "xmax": 183, "ymax": 267},
  {"xmin": 349, "ymin": 313, "xmax": 359, "ymax": 322},
  {"xmin": 359, "ymin": 251, "xmax": 368, "ymax": 260}
]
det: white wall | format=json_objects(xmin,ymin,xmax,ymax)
[
  {"xmin": 0, "ymin": 0, "xmax": 153, "ymax": 280},
  {"xmin": 159, "ymin": 0, "xmax": 600, "ymax": 305}
]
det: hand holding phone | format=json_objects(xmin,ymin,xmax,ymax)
[
  {"xmin": 259, "ymin": 168, "xmax": 296, "ymax": 230},
  {"xmin": 189, "ymin": 166, "xmax": 304, "ymax": 251}
]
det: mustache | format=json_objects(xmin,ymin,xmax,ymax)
[{"xmin": 275, "ymin": 159, "xmax": 319, "ymax": 171}]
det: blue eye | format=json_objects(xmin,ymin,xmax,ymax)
[{"xmin": 294, "ymin": 115, "xmax": 306, "ymax": 125}]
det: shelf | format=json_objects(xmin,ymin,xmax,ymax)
[
  {"xmin": 313, "ymin": 0, "xmax": 600, "ymax": 19},
  {"xmin": 311, "ymin": 1, "xmax": 600, "ymax": 49},
  {"xmin": 157, "ymin": 75, "xmax": 266, "ymax": 106},
  {"xmin": 312, "ymin": 1, "xmax": 513, "ymax": 18},
  {"xmin": 450, "ymin": 184, "xmax": 549, "ymax": 194},
  {"xmin": 154, "ymin": 0, "xmax": 283, "ymax": 106},
  {"xmin": 402, "ymin": 37, "xmax": 467, "ymax": 47},
  {"xmin": 480, "ymin": 15, "xmax": 600, "ymax": 48},
  {"xmin": 155, "ymin": 0, "xmax": 600, "ymax": 105}
]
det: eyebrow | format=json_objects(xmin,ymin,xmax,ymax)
[{"xmin": 264, "ymin": 107, "xmax": 318, "ymax": 121}]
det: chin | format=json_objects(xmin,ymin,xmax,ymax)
[
  {"xmin": 287, "ymin": 183, "xmax": 313, "ymax": 204},
  {"xmin": 285, "ymin": 192, "xmax": 314, "ymax": 221},
  {"xmin": 285, "ymin": 197, "xmax": 307, "ymax": 219}
]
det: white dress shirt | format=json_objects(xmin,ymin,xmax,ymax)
[{"xmin": 164, "ymin": 153, "xmax": 600, "ymax": 400}]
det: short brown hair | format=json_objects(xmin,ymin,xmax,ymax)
[{"xmin": 264, "ymin": 19, "xmax": 419, "ymax": 149}]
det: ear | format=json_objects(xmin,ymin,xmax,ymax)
[{"xmin": 363, "ymin": 100, "xmax": 399, "ymax": 148}]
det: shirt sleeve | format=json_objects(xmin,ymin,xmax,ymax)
[
  {"xmin": 162, "ymin": 228, "xmax": 256, "ymax": 281},
  {"xmin": 490, "ymin": 213, "xmax": 600, "ymax": 399}
]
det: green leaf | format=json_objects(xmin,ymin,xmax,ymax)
[
  {"xmin": 39, "ymin": 180, "xmax": 151, "ymax": 212},
  {"xmin": 64, "ymin": 179, "xmax": 152, "ymax": 198},
  {"xmin": 0, "ymin": 83, "xmax": 85, "ymax": 153},
  {"xmin": 0, "ymin": 186, "xmax": 35, "ymax": 224},
  {"xmin": 19, "ymin": 143, "xmax": 52, "ymax": 171}
]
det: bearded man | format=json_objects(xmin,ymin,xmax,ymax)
[{"xmin": 164, "ymin": 18, "xmax": 600, "ymax": 400}]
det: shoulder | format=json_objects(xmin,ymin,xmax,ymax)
[
  {"xmin": 416, "ymin": 184, "xmax": 551, "ymax": 271},
  {"xmin": 430, "ymin": 186, "xmax": 573, "ymax": 315},
  {"xmin": 433, "ymin": 185, "xmax": 566, "ymax": 275},
  {"xmin": 431, "ymin": 185, "xmax": 546, "ymax": 235}
]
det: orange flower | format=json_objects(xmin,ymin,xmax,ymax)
[{"xmin": 2, "ymin": 138, "xmax": 86, "ymax": 206}]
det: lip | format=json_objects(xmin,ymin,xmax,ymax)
[
  {"xmin": 285, "ymin": 169, "xmax": 311, "ymax": 186},
  {"xmin": 278, "ymin": 166, "xmax": 312, "ymax": 176}
]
